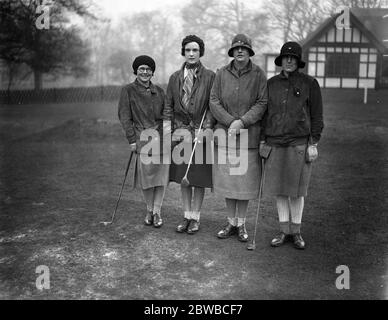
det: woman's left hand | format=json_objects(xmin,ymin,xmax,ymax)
[
  {"xmin": 229, "ymin": 119, "xmax": 244, "ymax": 131},
  {"xmin": 306, "ymin": 144, "xmax": 318, "ymax": 162}
]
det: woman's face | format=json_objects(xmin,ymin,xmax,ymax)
[
  {"xmin": 233, "ymin": 46, "xmax": 250, "ymax": 64},
  {"xmin": 136, "ymin": 64, "xmax": 153, "ymax": 84},
  {"xmin": 184, "ymin": 42, "xmax": 200, "ymax": 65},
  {"xmin": 282, "ymin": 55, "xmax": 298, "ymax": 73}
]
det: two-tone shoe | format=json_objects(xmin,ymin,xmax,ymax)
[{"xmin": 217, "ymin": 223, "xmax": 237, "ymax": 239}]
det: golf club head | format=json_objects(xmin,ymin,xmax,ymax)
[
  {"xmin": 181, "ymin": 177, "xmax": 190, "ymax": 188},
  {"xmin": 100, "ymin": 221, "xmax": 113, "ymax": 226},
  {"xmin": 246, "ymin": 242, "xmax": 256, "ymax": 251}
]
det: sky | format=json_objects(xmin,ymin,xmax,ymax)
[
  {"xmin": 95, "ymin": 0, "xmax": 263, "ymax": 21},
  {"xmin": 96, "ymin": 0, "xmax": 191, "ymax": 21}
]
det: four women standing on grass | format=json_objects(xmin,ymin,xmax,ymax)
[{"xmin": 118, "ymin": 37, "xmax": 323, "ymax": 250}]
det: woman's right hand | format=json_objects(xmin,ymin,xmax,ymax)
[{"xmin": 259, "ymin": 141, "xmax": 272, "ymax": 159}]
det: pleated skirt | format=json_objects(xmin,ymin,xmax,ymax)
[
  {"xmin": 133, "ymin": 153, "xmax": 170, "ymax": 190},
  {"xmin": 213, "ymin": 146, "xmax": 261, "ymax": 200},
  {"xmin": 263, "ymin": 144, "xmax": 312, "ymax": 198}
]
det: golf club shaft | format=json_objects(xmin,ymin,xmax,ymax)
[
  {"xmin": 182, "ymin": 108, "xmax": 208, "ymax": 180},
  {"xmin": 251, "ymin": 158, "xmax": 266, "ymax": 244},
  {"xmin": 109, "ymin": 151, "xmax": 133, "ymax": 222}
]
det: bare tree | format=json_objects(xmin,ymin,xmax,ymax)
[
  {"xmin": 115, "ymin": 11, "xmax": 176, "ymax": 84},
  {"xmin": 329, "ymin": 0, "xmax": 388, "ymax": 8},
  {"xmin": 0, "ymin": 0, "xmax": 94, "ymax": 90},
  {"xmin": 181, "ymin": 0, "xmax": 271, "ymax": 69},
  {"xmin": 264, "ymin": 0, "xmax": 331, "ymax": 43},
  {"xmin": 107, "ymin": 49, "xmax": 132, "ymax": 84}
]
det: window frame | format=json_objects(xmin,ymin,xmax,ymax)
[{"xmin": 325, "ymin": 53, "xmax": 360, "ymax": 78}]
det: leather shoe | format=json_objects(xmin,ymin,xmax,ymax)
[
  {"xmin": 217, "ymin": 223, "xmax": 237, "ymax": 239},
  {"xmin": 153, "ymin": 213, "xmax": 163, "ymax": 228},
  {"xmin": 187, "ymin": 220, "xmax": 200, "ymax": 235},
  {"xmin": 237, "ymin": 225, "xmax": 249, "ymax": 242},
  {"xmin": 176, "ymin": 219, "xmax": 190, "ymax": 233},
  {"xmin": 144, "ymin": 211, "xmax": 153, "ymax": 226},
  {"xmin": 293, "ymin": 234, "xmax": 306, "ymax": 250},
  {"xmin": 270, "ymin": 232, "xmax": 288, "ymax": 247}
]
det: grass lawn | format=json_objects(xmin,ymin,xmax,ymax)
[{"xmin": 0, "ymin": 92, "xmax": 387, "ymax": 299}]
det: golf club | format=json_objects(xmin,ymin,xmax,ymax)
[
  {"xmin": 100, "ymin": 151, "xmax": 134, "ymax": 226},
  {"xmin": 181, "ymin": 108, "xmax": 208, "ymax": 187},
  {"xmin": 247, "ymin": 157, "xmax": 266, "ymax": 251}
]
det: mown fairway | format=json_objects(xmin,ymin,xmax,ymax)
[{"xmin": 1, "ymin": 90, "xmax": 387, "ymax": 299}]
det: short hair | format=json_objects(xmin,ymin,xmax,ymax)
[{"xmin": 181, "ymin": 35, "xmax": 205, "ymax": 57}]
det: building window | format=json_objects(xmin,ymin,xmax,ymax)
[
  {"xmin": 382, "ymin": 56, "xmax": 388, "ymax": 78},
  {"xmin": 326, "ymin": 53, "xmax": 359, "ymax": 77}
]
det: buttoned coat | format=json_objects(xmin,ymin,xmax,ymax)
[
  {"xmin": 209, "ymin": 60, "xmax": 268, "ymax": 149},
  {"xmin": 118, "ymin": 79, "xmax": 167, "ymax": 154}
]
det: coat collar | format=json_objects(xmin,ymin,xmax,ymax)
[
  {"xmin": 279, "ymin": 69, "xmax": 300, "ymax": 80},
  {"xmin": 134, "ymin": 78, "xmax": 157, "ymax": 94},
  {"xmin": 180, "ymin": 61, "xmax": 204, "ymax": 80},
  {"xmin": 226, "ymin": 59, "xmax": 253, "ymax": 78}
]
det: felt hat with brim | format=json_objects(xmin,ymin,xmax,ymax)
[
  {"xmin": 228, "ymin": 34, "xmax": 255, "ymax": 57},
  {"xmin": 275, "ymin": 42, "xmax": 306, "ymax": 69}
]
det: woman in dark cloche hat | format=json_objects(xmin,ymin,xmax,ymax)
[{"xmin": 260, "ymin": 42, "xmax": 324, "ymax": 249}]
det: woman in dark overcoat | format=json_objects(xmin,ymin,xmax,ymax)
[
  {"xmin": 164, "ymin": 35, "xmax": 215, "ymax": 235},
  {"xmin": 261, "ymin": 42, "xmax": 324, "ymax": 249}
]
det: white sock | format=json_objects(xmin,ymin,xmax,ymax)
[
  {"xmin": 227, "ymin": 217, "xmax": 237, "ymax": 226},
  {"xmin": 276, "ymin": 196, "xmax": 290, "ymax": 222},
  {"xmin": 153, "ymin": 206, "xmax": 161, "ymax": 216},
  {"xmin": 290, "ymin": 197, "xmax": 304, "ymax": 224},
  {"xmin": 184, "ymin": 211, "xmax": 192, "ymax": 220},
  {"xmin": 191, "ymin": 211, "xmax": 200, "ymax": 222},
  {"xmin": 237, "ymin": 218, "xmax": 246, "ymax": 227}
]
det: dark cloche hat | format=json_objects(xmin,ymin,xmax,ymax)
[
  {"xmin": 132, "ymin": 55, "xmax": 156, "ymax": 75},
  {"xmin": 275, "ymin": 42, "xmax": 306, "ymax": 68},
  {"xmin": 228, "ymin": 34, "xmax": 255, "ymax": 57}
]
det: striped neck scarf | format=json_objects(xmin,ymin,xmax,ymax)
[{"xmin": 182, "ymin": 64, "xmax": 198, "ymax": 108}]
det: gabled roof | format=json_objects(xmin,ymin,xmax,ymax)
[{"xmin": 301, "ymin": 8, "xmax": 388, "ymax": 53}]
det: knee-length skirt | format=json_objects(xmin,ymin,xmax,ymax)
[
  {"xmin": 213, "ymin": 146, "xmax": 261, "ymax": 200},
  {"xmin": 263, "ymin": 144, "xmax": 312, "ymax": 198},
  {"xmin": 132, "ymin": 153, "xmax": 170, "ymax": 190},
  {"xmin": 169, "ymin": 141, "xmax": 213, "ymax": 188}
]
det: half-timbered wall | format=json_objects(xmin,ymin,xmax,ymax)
[{"xmin": 306, "ymin": 25, "xmax": 378, "ymax": 88}]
